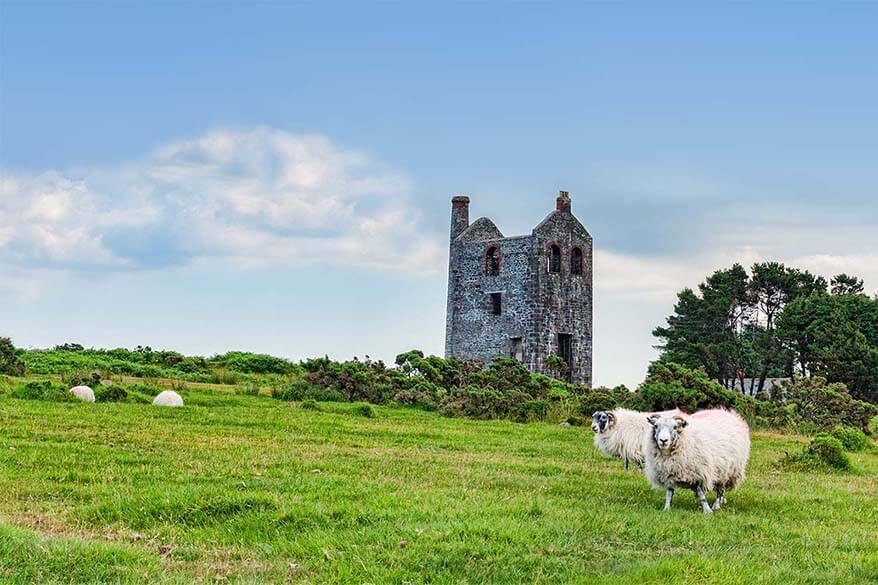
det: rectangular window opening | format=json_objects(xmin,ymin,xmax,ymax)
[
  {"xmin": 490, "ymin": 292, "xmax": 502, "ymax": 315},
  {"xmin": 511, "ymin": 337, "xmax": 523, "ymax": 362},
  {"xmin": 558, "ymin": 333, "xmax": 573, "ymax": 381}
]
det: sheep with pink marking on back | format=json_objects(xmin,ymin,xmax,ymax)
[
  {"xmin": 591, "ymin": 408, "xmax": 685, "ymax": 470},
  {"xmin": 643, "ymin": 408, "xmax": 751, "ymax": 513}
]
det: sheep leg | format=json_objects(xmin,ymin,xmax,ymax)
[
  {"xmin": 694, "ymin": 485, "xmax": 713, "ymax": 514},
  {"xmin": 712, "ymin": 486, "xmax": 725, "ymax": 511},
  {"xmin": 663, "ymin": 488, "xmax": 674, "ymax": 511},
  {"xmin": 624, "ymin": 458, "xmax": 629, "ymax": 471}
]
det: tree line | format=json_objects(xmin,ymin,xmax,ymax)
[{"xmin": 653, "ymin": 263, "xmax": 878, "ymax": 402}]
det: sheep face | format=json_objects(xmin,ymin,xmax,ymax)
[
  {"xmin": 647, "ymin": 415, "xmax": 688, "ymax": 452},
  {"xmin": 591, "ymin": 411, "xmax": 616, "ymax": 433}
]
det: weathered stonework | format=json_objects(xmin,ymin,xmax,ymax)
[{"xmin": 445, "ymin": 191, "xmax": 593, "ymax": 385}]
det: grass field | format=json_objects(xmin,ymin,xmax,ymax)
[{"xmin": 1, "ymin": 382, "xmax": 877, "ymax": 584}]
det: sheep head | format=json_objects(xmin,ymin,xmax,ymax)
[
  {"xmin": 647, "ymin": 415, "xmax": 688, "ymax": 452},
  {"xmin": 591, "ymin": 411, "xmax": 616, "ymax": 433}
]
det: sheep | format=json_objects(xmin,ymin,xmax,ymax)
[
  {"xmin": 591, "ymin": 408, "xmax": 684, "ymax": 470},
  {"xmin": 68, "ymin": 385, "xmax": 95, "ymax": 403},
  {"xmin": 643, "ymin": 409, "xmax": 750, "ymax": 513},
  {"xmin": 152, "ymin": 390, "xmax": 184, "ymax": 407}
]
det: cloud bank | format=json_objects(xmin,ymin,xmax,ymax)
[{"xmin": 0, "ymin": 127, "xmax": 443, "ymax": 275}]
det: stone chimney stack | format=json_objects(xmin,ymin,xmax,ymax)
[
  {"xmin": 556, "ymin": 190, "xmax": 571, "ymax": 213},
  {"xmin": 450, "ymin": 195, "xmax": 470, "ymax": 240}
]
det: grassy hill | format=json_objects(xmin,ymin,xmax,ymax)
[{"xmin": 1, "ymin": 381, "xmax": 876, "ymax": 584}]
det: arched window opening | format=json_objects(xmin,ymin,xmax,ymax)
[
  {"xmin": 548, "ymin": 244, "xmax": 561, "ymax": 273},
  {"xmin": 571, "ymin": 247, "xmax": 583, "ymax": 275},
  {"xmin": 485, "ymin": 246, "xmax": 501, "ymax": 276}
]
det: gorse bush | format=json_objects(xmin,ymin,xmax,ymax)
[
  {"xmin": 782, "ymin": 434, "xmax": 853, "ymax": 472},
  {"xmin": 771, "ymin": 377, "xmax": 877, "ymax": 431},
  {"xmin": 575, "ymin": 385, "xmax": 633, "ymax": 417},
  {"xmin": 829, "ymin": 426, "xmax": 870, "ymax": 452},
  {"xmin": 0, "ymin": 337, "xmax": 25, "ymax": 377},
  {"xmin": 639, "ymin": 362, "xmax": 746, "ymax": 413},
  {"xmin": 272, "ymin": 381, "xmax": 345, "ymax": 403},
  {"xmin": 95, "ymin": 385, "xmax": 128, "ymax": 403},
  {"xmin": 11, "ymin": 380, "xmax": 71, "ymax": 402}
]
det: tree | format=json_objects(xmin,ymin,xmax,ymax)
[
  {"xmin": 0, "ymin": 337, "xmax": 25, "ymax": 377},
  {"xmin": 655, "ymin": 263, "xmax": 876, "ymax": 403},
  {"xmin": 776, "ymin": 290, "xmax": 878, "ymax": 402},
  {"xmin": 831, "ymin": 273, "xmax": 865, "ymax": 296}
]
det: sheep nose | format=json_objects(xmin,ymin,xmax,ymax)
[{"xmin": 591, "ymin": 424, "xmax": 599, "ymax": 432}]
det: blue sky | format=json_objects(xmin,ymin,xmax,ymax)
[{"xmin": 2, "ymin": 1, "xmax": 876, "ymax": 387}]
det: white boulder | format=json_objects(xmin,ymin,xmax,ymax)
[
  {"xmin": 152, "ymin": 390, "xmax": 184, "ymax": 407},
  {"xmin": 69, "ymin": 385, "xmax": 95, "ymax": 403}
]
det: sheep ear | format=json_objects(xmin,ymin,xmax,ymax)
[
  {"xmin": 592, "ymin": 411, "xmax": 601, "ymax": 418},
  {"xmin": 673, "ymin": 416, "xmax": 688, "ymax": 429},
  {"xmin": 647, "ymin": 415, "xmax": 658, "ymax": 426}
]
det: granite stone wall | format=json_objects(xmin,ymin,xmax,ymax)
[{"xmin": 445, "ymin": 193, "xmax": 593, "ymax": 386}]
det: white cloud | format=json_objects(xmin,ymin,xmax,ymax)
[{"xmin": 0, "ymin": 127, "xmax": 442, "ymax": 276}]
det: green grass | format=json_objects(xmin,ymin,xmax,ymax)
[{"xmin": 1, "ymin": 381, "xmax": 877, "ymax": 584}]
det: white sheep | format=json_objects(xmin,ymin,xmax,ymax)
[
  {"xmin": 152, "ymin": 390, "xmax": 184, "ymax": 407},
  {"xmin": 591, "ymin": 408, "xmax": 683, "ymax": 470},
  {"xmin": 643, "ymin": 409, "xmax": 750, "ymax": 513},
  {"xmin": 68, "ymin": 385, "xmax": 95, "ymax": 403}
]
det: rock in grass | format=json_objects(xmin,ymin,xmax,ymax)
[
  {"xmin": 68, "ymin": 385, "xmax": 96, "ymax": 403},
  {"xmin": 152, "ymin": 390, "xmax": 184, "ymax": 407}
]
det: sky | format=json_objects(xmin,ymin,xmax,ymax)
[{"xmin": 1, "ymin": 1, "xmax": 876, "ymax": 388}]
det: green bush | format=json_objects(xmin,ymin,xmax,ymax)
[
  {"xmin": 352, "ymin": 402, "xmax": 375, "ymax": 418},
  {"xmin": 94, "ymin": 385, "xmax": 128, "ymax": 403},
  {"xmin": 829, "ymin": 426, "xmax": 870, "ymax": 452},
  {"xmin": 783, "ymin": 434, "xmax": 852, "ymax": 472},
  {"xmin": 575, "ymin": 385, "xmax": 633, "ymax": 416},
  {"xmin": 806, "ymin": 435, "xmax": 853, "ymax": 470},
  {"xmin": 771, "ymin": 377, "xmax": 878, "ymax": 431},
  {"xmin": 393, "ymin": 381, "xmax": 443, "ymax": 411},
  {"xmin": 11, "ymin": 380, "xmax": 72, "ymax": 402},
  {"xmin": 638, "ymin": 362, "xmax": 747, "ymax": 413},
  {"xmin": 0, "ymin": 337, "xmax": 25, "ymax": 377},
  {"xmin": 300, "ymin": 399, "xmax": 319, "ymax": 410},
  {"xmin": 213, "ymin": 352, "xmax": 298, "ymax": 375},
  {"xmin": 512, "ymin": 399, "xmax": 550, "ymax": 423},
  {"xmin": 438, "ymin": 385, "xmax": 508, "ymax": 419},
  {"xmin": 273, "ymin": 381, "xmax": 345, "ymax": 403}
]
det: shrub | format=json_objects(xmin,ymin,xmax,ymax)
[
  {"xmin": 438, "ymin": 385, "xmax": 508, "ymax": 419},
  {"xmin": 512, "ymin": 399, "xmax": 550, "ymax": 423},
  {"xmin": 829, "ymin": 426, "xmax": 870, "ymax": 452},
  {"xmin": 783, "ymin": 434, "xmax": 852, "ymax": 472},
  {"xmin": 63, "ymin": 370, "xmax": 103, "ymax": 389},
  {"xmin": 352, "ymin": 402, "xmax": 375, "ymax": 418},
  {"xmin": 575, "ymin": 385, "xmax": 633, "ymax": 416},
  {"xmin": 0, "ymin": 337, "xmax": 25, "ymax": 377},
  {"xmin": 392, "ymin": 381, "xmax": 442, "ymax": 411},
  {"xmin": 300, "ymin": 399, "xmax": 318, "ymax": 410},
  {"xmin": 214, "ymin": 352, "xmax": 297, "ymax": 375},
  {"xmin": 806, "ymin": 435, "xmax": 853, "ymax": 471},
  {"xmin": 11, "ymin": 380, "xmax": 71, "ymax": 402},
  {"xmin": 95, "ymin": 385, "xmax": 128, "ymax": 402},
  {"xmin": 273, "ymin": 381, "xmax": 344, "ymax": 403},
  {"xmin": 638, "ymin": 362, "xmax": 746, "ymax": 413},
  {"xmin": 771, "ymin": 377, "xmax": 878, "ymax": 431},
  {"xmin": 301, "ymin": 356, "xmax": 394, "ymax": 404}
]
